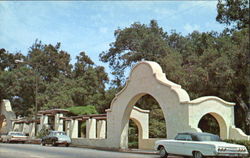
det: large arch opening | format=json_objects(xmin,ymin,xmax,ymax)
[
  {"xmin": 128, "ymin": 119, "xmax": 139, "ymax": 149},
  {"xmin": 198, "ymin": 112, "xmax": 227, "ymax": 139},
  {"xmin": 124, "ymin": 94, "xmax": 167, "ymax": 149},
  {"xmin": 135, "ymin": 95, "xmax": 166, "ymax": 138}
]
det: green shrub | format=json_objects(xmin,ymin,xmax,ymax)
[
  {"xmin": 67, "ymin": 105, "xmax": 98, "ymax": 115},
  {"xmin": 128, "ymin": 141, "xmax": 138, "ymax": 149},
  {"xmin": 36, "ymin": 125, "xmax": 50, "ymax": 138}
]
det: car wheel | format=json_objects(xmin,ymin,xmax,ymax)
[
  {"xmin": 41, "ymin": 141, "xmax": 45, "ymax": 146},
  {"xmin": 65, "ymin": 143, "xmax": 69, "ymax": 147},
  {"xmin": 193, "ymin": 151, "xmax": 204, "ymax": 158},
  {"xmin": 52, "ymin": 140, "xmax": 57, "ymax": 146},
  {"xmin": 159, "ymin": 146, "xmax": 168, "ymax": 158}
]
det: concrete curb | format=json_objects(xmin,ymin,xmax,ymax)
[{"xmin": 70, "ymin": 144, "xmax": 158, "ymax": 155}]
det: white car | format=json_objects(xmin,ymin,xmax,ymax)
[
  {"xmin": 155, "ymin": 132, "xmax": 249, "ymax": 158},
  {"xmin": 41, "ymin": 131, "xmax": 71, "ymax": 147},
  {"xmin": 1, "ymin": 131, "xmax": 27, "ymax": 143}
]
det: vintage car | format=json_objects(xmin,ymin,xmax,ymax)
[
  {"xmin": 41, "ymin": 131, "xmax": 71, "ymax": 147},
  {"xmin": 1, "ymin": 131, "xmax": 27, "ymax": 143},
  {"xmin": 155, "ymin": 132, "xmax": 249, "ymax": 158}
]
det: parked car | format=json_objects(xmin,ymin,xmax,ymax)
[
  {"xmin": 1, "ymin": 131, "xmax": 27, "ymax": 143},
  {"xmin": 41, "ymin": 131, "xmax": 71, "ymax": 147},
  {"xmin": 155, "ymin": 132, "xmax": 249, "ymax": 158}
]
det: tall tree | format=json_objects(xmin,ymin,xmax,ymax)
[
  {"xmin": 100, "ymin": 20, "xmax": 171, "ymax": 87},
  {"xmin": 216, "ymin": 0, "xmax": 249, "ymax": 30},
  {"xmin": 27, "ymin": 40, "xmax": 72, "ymax": 82}
]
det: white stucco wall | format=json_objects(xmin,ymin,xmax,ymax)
[
  {"xmin": 0, "ymin": 100, "xmax": 16, "ymax": 134},
  {"xmin": 186, "ymin": 97, "xmax": 235, "ymax": 139},
  {"xmin": 106, "ymin": 61, "xmax": 191, "ymax": 149}
]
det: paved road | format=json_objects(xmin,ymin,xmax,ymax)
[{"xmin": 0, "ymin": 143, "xmax": 162, "ymax": 158}]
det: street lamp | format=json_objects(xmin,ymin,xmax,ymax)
[{"xmin": 15, "ymin": 59, "xmax": 38, "ymax": 135}]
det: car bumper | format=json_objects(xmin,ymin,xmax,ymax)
[
  {"xmin": 56, "ymin": 140, "xmax": 71, "ymax": 144},
  {"xmin": 213, "ymin": 152, "xmax": 249, "ymax": 157},
  {"xmin": 10, "ymin": 138, "xmax": 27, "ymax": 142}
]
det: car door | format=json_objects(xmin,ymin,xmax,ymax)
[
  {"xmin": 181, "ymin": 135, "xmax": 194, "ymax": 156},
  {"xmin": 173, "ymin": 134, "xmax": 193, "ymax": 156},
  {"xmin": 48, "ymin": 132, "xmax": 54, "ymax": 144}
]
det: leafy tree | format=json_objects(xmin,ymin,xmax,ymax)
[
  {"xmin": 0, "ymin": 40, "xmax": 110, "ymax": 117},
  {"xmin": 27, "ymin": 40, "xmax": 72, "ymax": 82},
  {"xmin": 216, "ymin": 0, "xmax": 249, "ymax": 30},
  {"xmin": 100, "ymin": 18, "xmax": 250, "ymax": 134},
  {"xmin": 100, "ymin": 20, "xmax": 170, "ymax": 87}
]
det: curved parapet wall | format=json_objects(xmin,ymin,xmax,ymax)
[
  {"xmin": 230, "ymin": 126, "xmax": 250, "ymax": 141},
  {"xmin": 0, "ymin": 100, "xmax": 16, "ymax": 134},
  {"xmin": 185, "ymin": 96, "xmax": 235, "ymax": 106},
  {"xmin": 108, "ymin": 61, "xmax": 190, "ymax": 111}
]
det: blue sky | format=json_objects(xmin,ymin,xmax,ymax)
[{"xmin": 0, "ymin": 1, "xmax": 225, "ymax": 75}]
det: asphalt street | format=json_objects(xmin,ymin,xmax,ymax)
[{"xmin": 0, "ymin": 143, "xmax": 162, "ymax": 158}]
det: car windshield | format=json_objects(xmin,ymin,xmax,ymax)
[
  {"xmin": 10, "ymin": 132, "xmax": 25, "ymax": 136},
  {"xmin": 197, "ymin": 134, "xmax": 221, "ymax": 141},
  {"xmin": 55, "ymin": 132, "xmax": 66, "ymax": 136}
]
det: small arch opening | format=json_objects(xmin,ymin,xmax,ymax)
[{"xmin": 198, "ymin": 113, "xmax": 220, "ymax": 136}]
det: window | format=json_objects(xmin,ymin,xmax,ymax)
[{"xmin": 175, "ymin": 134, "xmax": 192, "ymax": 141}]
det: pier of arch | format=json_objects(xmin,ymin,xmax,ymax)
[{"xmin": 0, "ymin": 100, "xmax": 16, "ymax": 134}]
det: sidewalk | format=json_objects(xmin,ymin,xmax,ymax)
[{"xmin": 120, "ymin": 148, "xmax": 158, "ymax": 155}]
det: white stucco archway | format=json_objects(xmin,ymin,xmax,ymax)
[
  {"xmin": 106, "ymin": 61, "xmax": 191, "ymax": 149},
  {"xmin": 6, "ymin": 61, "xmax": 250, "ymax": 150},
  {"xmin": 105, "ymin": 61, "xmax": 250, "ymax": 149}
]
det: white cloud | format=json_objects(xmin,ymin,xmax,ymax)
[
  {"xmin": 183, "ymin": 23, "xmax": 201, "ymax": 34},
  {"xmin": 99, "ymin": 27, "xmax": 108, "ymax": 34}
]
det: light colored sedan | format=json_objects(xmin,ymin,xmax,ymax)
[
  {"xmin": 41, "ymin": 131, "xmax": 71, "ymax": 147},
  {"xmin": 155, "ymin": 132, "xmax": 249, "ymax": 158},
  {"xmin": 1, "ymin": 131, "xmax": 27, "ymax": 143}
]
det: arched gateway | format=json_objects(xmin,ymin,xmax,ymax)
[
  {"xmin": 105, "ymin": 61, "xmax": 250, "ymax": 149},
  {"xmin": 7, "ymin": 61, "xmax": 250, "ymax": 150}
]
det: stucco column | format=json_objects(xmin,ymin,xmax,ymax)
[
  {"xmin": 39, "ymin": 115, "xmax": 48, "ymax": 131},
  {"xmin": 19, "ymin": 123, "xmax": 24, "ymax": 132},
  {"xmin": 54, "ymin": 113, "xmax": 63, "ymax": 131},
  {"xmin": 65, "ymin": 120, "xmax": 71, "ymax": 136},
  {"xmin": 22, "ymin": 123, "xmax": 29, "ymax": 134},
  {"xmin": 71, "ymin": 119, "xmax": 78, "ymax": 138},
  {"xmin": 86, "ymin": 118, "xmax": 96, "ymax": 139},
  {"xmin": 29, "ymin": 122, "xmax": 36, "ymax": 137},
  {"xmin": 13, "ymin": 123, "xmax": 19, "ymax": 131},
  {"xmin": 97, "ymin": 120, "xmax": 106, "ymax": 139}
]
